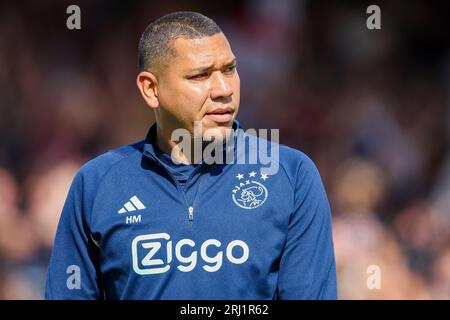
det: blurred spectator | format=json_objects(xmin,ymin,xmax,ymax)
[
  {"xmin": 25, "ymin": 160, "xmax": 81, "ymax": 249},
  {"xmin": 430, "ymin": 240, "xmax": 450, "ymax": 299}
]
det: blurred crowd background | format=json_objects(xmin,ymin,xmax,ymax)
[{"xmin": 1, "ymin": 0, "xmax": 449, "ymax": 299}]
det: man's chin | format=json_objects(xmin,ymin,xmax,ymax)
[
  {"xmin": 202, "ymin": 116, "xmax": 234, "ymax": 127},
  {"xmin": 201, "ymin": 124, "xmax": 234, "ymax": 143}
]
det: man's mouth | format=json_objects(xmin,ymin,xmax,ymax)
[{"xmin": 205, "ymin": 107, "xmax": 234, "ymax": 124}]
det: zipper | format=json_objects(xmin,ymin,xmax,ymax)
[
  {"xmin": 145, "ymin": 151, "xmax": 204, "ymax": 227},
  {"xmin": 167, "ymin": 172, "xmax": 194, "ymax": 226},
  {"xmin": 185, "ymin": 166, "xmax": 207, "ymax": 226},
  {"xmin": 188, "ymin": 206, "xmax": 194, "ymax": 223},
  {"xmin": 177, "ymin": 181, "xmax": 194, "ymax": 226}
]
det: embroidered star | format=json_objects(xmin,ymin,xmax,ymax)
[
  {"xmin": 236, "ymin": 173, "xmax": 244, "ymax": 180},
  {"xmin": 261, "ymin": 173, "xmax": 269, "ymax": 181},
  {"xmin": 249, "ymin": 171, "xmax": 257, "ymax": 177},
  {"xmin": 245, "ymin": 180, "xmax": 250, "ymax": 185}
]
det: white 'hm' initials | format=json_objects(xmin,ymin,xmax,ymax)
[{"xmin": 126, "ymin": 215, "xmax": 142, "ymax": 224}]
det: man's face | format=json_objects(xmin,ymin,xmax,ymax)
[{"xmin": 156, "ymin": 32, "xmax": 240, "ymax": 140}]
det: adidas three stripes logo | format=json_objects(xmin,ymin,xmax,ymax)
[{"xmin": 118, "ymin": 195, "xmax": 146, "ymax": 214}]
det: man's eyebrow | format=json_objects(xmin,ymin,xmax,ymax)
[
  {"xmin": 189, "ymin": 58, "xmax": 237, "ymax": 73},
  {"xmin": 224, "ymin": 58, "xmax": 237, "ymax": 67}
]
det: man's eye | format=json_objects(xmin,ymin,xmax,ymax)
[
  {"xmin": 224, "ymin": 65, "xmax": 236, "ymax": 73},
  {"xmin": 189, "ymin": 72, "xmax": 209, "ymax": 80}
]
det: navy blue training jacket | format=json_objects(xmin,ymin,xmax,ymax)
[{"xmin": 45, "ymin": 121, "xmax": 337, "ymax": 300}]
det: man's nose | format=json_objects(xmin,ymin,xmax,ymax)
[{"xmin": 210, "ymin": 72, "xmax": 233, "ymax": 100}]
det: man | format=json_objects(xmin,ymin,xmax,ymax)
[{"xmin": 45, "ymin": 11, "xmax": 337, "ymax": 300}]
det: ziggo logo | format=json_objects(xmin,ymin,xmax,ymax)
[{"xmin": 131, "ymin": 233, "xmax": 250, "ymax": 275}]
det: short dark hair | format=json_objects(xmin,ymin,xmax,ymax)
[{"xmin": 138, "ymin": 11, "xmax": 222, "ymax": 73}]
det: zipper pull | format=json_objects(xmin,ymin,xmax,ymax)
[{"xmin": 188, "ymin": 206, "xmax": 194, "ymax": 222}]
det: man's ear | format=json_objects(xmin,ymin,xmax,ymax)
[{"xmin": 136, "ymin": 71, "xmax": 159, "ymax": 109}]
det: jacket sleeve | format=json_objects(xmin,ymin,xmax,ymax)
[
  {"xmin": 277, "ymin": 155, "xmax": 337, "ymax": 299},
  {"xmin": 45, "ymin": 170, "xmax": 103, "ymax": 299}
]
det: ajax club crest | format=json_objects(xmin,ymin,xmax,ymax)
[{"xmin": 232, "ymin": 171, "xmax": 269, "ymax": 210}]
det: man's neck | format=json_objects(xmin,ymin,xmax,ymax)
[
  {"xmin": 155, "ymin": 123, "xmax": 231, "ymax": 165},
  {"xmin": 155, "ymin": 124, "xmax": 190, "ymax": 164}
]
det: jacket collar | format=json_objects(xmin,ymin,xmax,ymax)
[{"xmin": 143, "ymin": 120, "xmax": 242, "ymax": 165}]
